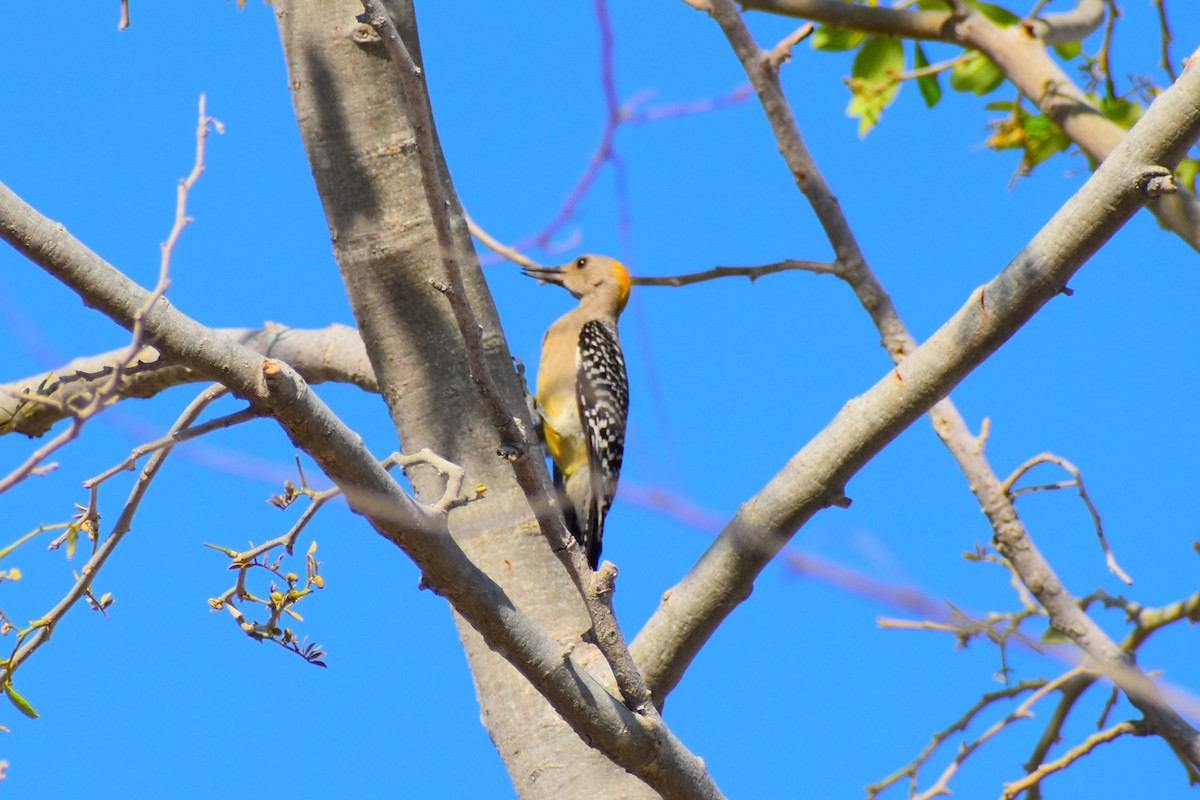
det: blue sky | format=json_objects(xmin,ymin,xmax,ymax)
[{"xmin": 2, "ymin": 2, "xmax": 1199, "ymax": 798}]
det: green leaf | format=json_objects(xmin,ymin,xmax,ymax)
[
  {"xmin": 202, "ymin": 542, "xmax": 240, "ymax": 558},
  {"xmin": 1022, "ymin": 115, "xmax": 1072, "ymax": 168},
  {"xmin": 967, "ymin": 0, "xmax": 1020, "ymax": 27},
  {"xmin": 1042, "ymin": 626, "xmax": 1072, "ymax": 645},
  {"xmin": 852, "ymin": 36, "xmax": 905, "ymax": 85},
  {"xmin": 949, "ymin": 54, "xmax": 1005, "ymax": 96},
  {"xmin": 811, "ymin": 26, "xmax": 867, "ymax": 52},
  {"xmin": 1053, "ymin": 41, "xmax": 1083, "ymax": 61},
  {"xmin": 986, "ymin": 104, "xmax": 1072, "ymax": 173},
  {"xmin": 64, "ymin": 524, "xmax": 78, "ymax": 561},
  {"xmin": 1098, "ymin": 96, "xmax": 1144, "ymax": 130},
  {"xmin": 846, "ymin": 37, "xmax": 905, "ymax": 137},
  {"xmin": 5, "ymin": 684, "xmax": 38, "ymax": 719},
  {"xmin": 912, "ymin": 43, "xmax": 942, "ymax": 108},
  {"xmin": 846, "ymin": 90, "xmax": 880, "ymax": 138}
]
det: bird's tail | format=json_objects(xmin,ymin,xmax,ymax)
[{"xmin": 556, "ymin": 466, "xmax": 603, "ymax": 569}]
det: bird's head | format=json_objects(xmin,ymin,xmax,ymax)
[{"xmin": 523, "ymin": 255, "xmax": 632, "ymax": 313}]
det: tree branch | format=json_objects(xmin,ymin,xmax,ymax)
[
  {"xmin": 358, "ymin": 0, "xmax": 662, "ymax": 722},
  {"xmin": 0, "ymin": 324, "xmax": 374, "ymax": 438},
  {"xmin": 0, "ymin": 383, "xmax": 227, "ymax": 686},
  {"xmin": 744, "ymin": 0, "xmax": 1200, "ymax": 252},
  {"xmin": 740, "ymin": 0, "xmax": 1104, "ymax": 46},
  {"xmin": 0, "ymin": 74, "xmax": 723, "ymax": 800},
  {"xmin": 632, "ymin": 259, "xmax": 838, "ymax": 286},
  {"xmin": 1003, "ymin": 719, "xmax": 1146, "ymax": 800},
  {"xmin": 633, "ymin": 1, "xmax": 1200, "ymax": 766}
]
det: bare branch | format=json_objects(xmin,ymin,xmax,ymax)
[
  {"xmin": 1002, "ymin": 719, "xmax": 1146, "ymax": 800},
  {"xmin": 741, "ymin": 0, "xmax": 1104, "ymax": 46},
  {"xmin": 85, "ymin": 401, "xmax": 260, "ymax": 489},
  {"xmin": 466, "ymin": 209, "xmax": 542, "ymax": 270},
  {"xmin": 3, "ymin": 156, "xmax": 733, "ymax": 799},
  {"xmin": 1155, "ymin": 0, "xmax": 1178, "ymax": 83},
  {"xmin": 357, "ymin": 8, "xmax": 708, "ymax": 792},
  {"xmin": 866, "ymin": 674, "xmax": 1077, "ymax": 800},
  {"xmin": 0, "ymin": 416, "xmax": 84, "ymax": 495},
  {"xmin": 632, "ymin": 260, "xmax": 837, "ymax": 286},
  {"xmin": 469, "ymin": 210, "xmax": 833, "ymax": 288},
  {"xmin": 912, "ymin": 667, "xmax": 1096, "ymax": 800},
  {"xmin": 634, "ymin": 1, "xmax": 1200, "ymax": 766},
  {"xmin": 1001, "ymin": 453, "xmax": 1133, "ymax": 585},
  {"xmin": 0, "ymin": 383, "xmax": 226, "ymax": 685},
  {"xmin": 744, "ymin": 0, "xmax": 1200, "ymax": 251},
  {"xmin": 0, "ymin": 324, "xmax": 375, "ymax": 439},
  {"xmin": 390, "ymin": 448, "xmax": 467, "ymax": 515}
]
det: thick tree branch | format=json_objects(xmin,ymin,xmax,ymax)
[
  {"xmin": 0, "ymin": 180, "xmax": 722, "ymax": 800},
  {"xmin": 740, "ymin": 0, "xmax": 1105, "ymax": 46},
  {"xmin": 700, "ymin": 0, "xmax": 1199, "ymax": 765},
  {"xmin": 744, "ymin": 0, "xmax": 1200, "ymax": 251},
  {"xmin": 357, "ymin": 0, "xmax": 659, "ymax": 718},
  {"xmin": 0, "ymin": 324, "xmax": 374, "ymax": 438},
  {"xmin": 634, "ymin": 2, "xmax": 1200, "ymax": 764}
]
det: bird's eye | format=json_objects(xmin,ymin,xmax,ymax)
[{"xmin": 575, "ymin": 257, "xmax": 588, "ymax": 269}]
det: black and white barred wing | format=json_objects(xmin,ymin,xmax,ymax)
[{"xmin": 575, "ymin": 319, "xmax": 630, "ymax": 543}]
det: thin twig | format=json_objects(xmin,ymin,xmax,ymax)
[
  {"xmin": 1096, "ymin": 0, "xmax": 1119, "ymax": 100},
  {"xmin": 0, "ymin": 384, "xmax": 226, "ymax": 684},
  {"xmin": 1021, "ymin": 671, "xmax": 1094, "ymax": 792},
  {"xmin": 912, "ymin": 667, "xmax": 1095, "ymax": 800},
  {"xmin": 866, "ymin": 674, "xmax": 1077, "ymax": 799},
  {"xmin": 390, "ymin": 448, "xmax": 467, "ymax": 515},
  {"xmin": 1154, "ymin": 0, "xmax": 1178, "ymax": 83},
  {"xmin": 0, "ymin": 418, "xmax": 85, "ymax": 495},
  {"xmin": 0, "ymin": 524, "xmax": 70, "ymax": 562},
  {"xmin": 632, "ymin": 260, "xmax": 837, "ymax": 286},
  {"xmin": 636, "ymin": 4, "xmax": 1200, "ymax": 776},
  {"xmin": 467, "ymin": 212, "xmax": 835, "ymax": 288},
  {"xmin": 1002, "ymin": 453, "xmax": 1132, "ymax": 584},
  {"xmin": 465, "ymin": 210, "xmax": 542, "ymax": 269},
  {"xmin": 85, "ymin": 398, "xmax": 258, "ymax": 488},
  {"xmin": 493, "ymin": 0, "xmax": 747, "ymax": 256},
  {"xmin": 0, "ymin": 97, "xmax": 221, "ymax": 692},
  {"xmin": 624, "ymin": 84, "xmax": 751, "ymax": 124},
  {"xmin": 1002, "ymin": 719, "xmax": 1145, "ymax": 799},
  {"xmin": 1, "ymin": 96, "xmax": 221, "ymax": 494},
  {"xmin": 765, "ymin": 23, "xmax": 815, "ymax": 70}
]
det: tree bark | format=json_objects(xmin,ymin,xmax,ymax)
[{"xmin": 273, "ymin": 1, "xmax": 657, "ymax": 796}]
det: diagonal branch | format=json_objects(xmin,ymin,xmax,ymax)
[
  {"xmin": 633, "ymin": 0, "xmax": 1200, "ymax": 766},
  {"xmin": 739, "ymin": 0, "xmax": 1105, "ymax": 46},
  {"xmin": 0, "ymin": 159, "xmax": 722, "ymax": 800},
  {"xmin": 0, "ymin": 383, "xmax": 227, "ymax": 685},
  {"xmin": 0, "ymin": 324, "xmax": 374, "ymax": 439},
  {"xmin": 744, "ymin": 0, "xmax": 1200, "ymax": 252},
  {"xmin": 357, "ymin": 0, "xmax": 662, "ymax": 722}
]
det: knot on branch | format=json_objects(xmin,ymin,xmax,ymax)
[
  {"xmin": 260, "ymin": 359, "xmax": 306, "ymax": 404},
  {"xmin": 1137, "ymin": 168, "xmax": 1176, "ymax": 199},
  {"xmin": 497, "ymin": 443, "xmax": 526, "ymax": 462},
  {"xmin": 349, "ymin": 21, "xmax": 381, "ymax": 45}
]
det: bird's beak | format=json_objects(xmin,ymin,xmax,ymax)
[{"xmin": 521, "ymin": 265, "xmax": 566, "ymax": 286}]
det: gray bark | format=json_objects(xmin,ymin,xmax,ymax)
[{"xmin": 273, "ymin": 1, "xmax": 658, "ymax": 796}]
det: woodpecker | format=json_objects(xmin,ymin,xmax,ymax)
[{"xmin": 524, "ymin": 255, "xmax": 631, "ymax": 569}]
